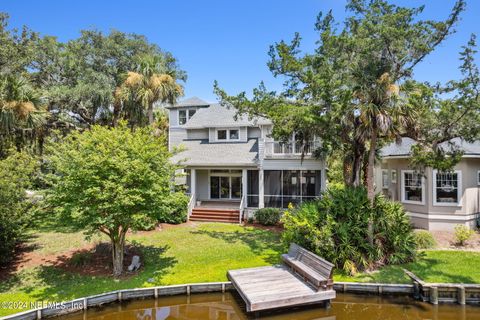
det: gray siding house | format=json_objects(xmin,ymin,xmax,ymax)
[
  {"xmin": 377, "ymin": 138, "xmax": 480, "ymax": 231},
  {"xmin": 168, "ymin": 97, "xmax": 327, "ymax": 222}
]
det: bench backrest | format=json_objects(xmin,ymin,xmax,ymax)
[{"xmin": 287, "ymin": 243, "xmax": 334, "ymax": 281}]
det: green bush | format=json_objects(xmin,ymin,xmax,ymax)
[
  {"xmin": 414, "ymin": 230, "xmax": 437, "ymax": 249},
  {"xmin": 454, "ymin": 224, "xmax": 474, "ymax": 246},
  {"xmin": 0, "ymin": 151, "xmax": 38, "ymax": 265},
  {"xmin": 254, "ymin": 208, "xmax": 282, "ymax": 226},
  {"xmin": 282, "ymin": 185, "xmax": 416, "ymax": 275}
]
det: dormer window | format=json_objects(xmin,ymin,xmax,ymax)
[
  {"xmin": 178, "ymin": 109, "xmax": 196, "ymax": 125},
  {"xmin": 217, "ymin": 128, "xmax": 240, "ymax": 141}
]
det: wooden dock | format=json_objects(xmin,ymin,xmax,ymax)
[{"xmin": 227, "ymin": 244, "xmax": 336, "ymax": 312}]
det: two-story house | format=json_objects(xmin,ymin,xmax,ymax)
[{"xmin": 168, "ymin": 97, "xmax": 327, "ymax": 223}]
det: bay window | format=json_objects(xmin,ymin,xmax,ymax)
[
  {"xmin": 401, "ymin": 170, "xmax": 424, "ymax": 204},
  {"xmin": 433, "ymin": 170, "xmax": 462, "ymax": 206}
]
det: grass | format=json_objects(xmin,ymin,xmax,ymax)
[
  {"xmin": 0, "ymin": 223, "xmax": 283, "ymax": 316},
  {"xmin": 335, "ymin": 250, "xmax": 480, "ymax": 284},
  {"xmin": 1, "ymin": 221, "xmax": 480, "ymax": 317}
]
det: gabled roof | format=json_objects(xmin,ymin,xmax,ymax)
[
  {"xmin": 171, "ymin": 138, "xmax": 259, "ymax": 166},
  {"xmin": 168, "ymin": 97, "xmax": 210, "ymax": 108},
  {"xmin": 381, "ymin": 137, "xmax": 480, "ymax": 158},
  {"xmin": 184, "ymin": 103, "xmax": 271, "ymax": 128}
]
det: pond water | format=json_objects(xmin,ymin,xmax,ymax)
[{"xmin": 60, "ymin": 292, "xmax": 480, "ymax": 320}]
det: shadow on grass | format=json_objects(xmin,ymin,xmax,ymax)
[
  {"xmin": 1, "ymin": 243, "xmax": 177, "ymax": 302},
  {"xmin": 191, "ymin": 226, "xmax": 284, "ymax": 265}
]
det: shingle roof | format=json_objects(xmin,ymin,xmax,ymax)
[
  {"xmin": 184, "ymin": 103, "xmax": 271, "ymax": 128},
  {"xmin": 168, "ymin": 97, "xmax": 210, "ymax": 108},
  {"xmin": 171, "ymin": 139, "xmax": 259, "ymax": 166},
  {"xmin": 381, "ymin": 137, "xmax": 480, "ymax": 157}
]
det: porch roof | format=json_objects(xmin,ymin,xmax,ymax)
[{"xmin": 171, "ymin": 138, "xmax": 259, "ymax": 167}]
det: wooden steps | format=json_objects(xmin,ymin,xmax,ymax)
[{"xmin": 190, "ymin": 207, "xmax": 240, "ymax": 223}]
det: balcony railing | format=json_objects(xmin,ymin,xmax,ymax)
[{"xmin": 263, "ymin": 140, "xmax": 320, "ymax": 156}]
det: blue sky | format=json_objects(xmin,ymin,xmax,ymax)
[{"xmin": 2, "ymin": 0, "xmax": 479, "ymax": 102}]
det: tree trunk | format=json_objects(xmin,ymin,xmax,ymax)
[
  {"xmin": 366, "ymin": 126, "xmax": 377, "ymax": 201},
  {"xmin": 111, "ymin": 231, "xmax": 126, "ymax": 277},
  {"xmin": 147, "ymin": 103, "xmax": 154, "ymax": 125},
  {"xmin": 366, "ymin": 123, "xmax": 378, "ymax": 246}
]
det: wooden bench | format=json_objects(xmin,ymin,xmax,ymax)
[
  {"xmin": 227, "ymin": 243, "xmax": 335, "ymax": 312},
  {"xmin": 281, "ymin": 243, "xmax": 334, "ymax": 290}
]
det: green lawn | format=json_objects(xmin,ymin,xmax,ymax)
[
  {"xmin": 0, "ymin": 223, "xmax": 283, "ymax": 316},
  {"xmin": 1, "ymin": 222, "xmax": 480, "ymax": 317}
]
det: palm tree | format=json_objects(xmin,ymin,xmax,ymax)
[
  {"xmin": 0, "ymin": 75, "xmax": 47, "ymax": 157},
  {"xmin": 114, "ymin": 54, "xmax": 183, "ymax": 126}
]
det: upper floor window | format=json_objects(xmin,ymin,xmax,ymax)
[
  {"xmin": 477, "ymin": 170, "xmax": 480, "ymax": 185},
  {"xmin": 217, "ymin": 128, "xmax": 240, "ymax": 141},
  {"xmin": 401, "ymin": 170, "xmax": 424, "ymax": 204},
  {"xmin": 178, "ymin": 109, "xmax": 196, "ymax": 125},
  {"xmin": 271, "ymin": 132, "xmax": 316, "ymax": 155},
  {"xmin": 433, "ymin": 170, "xmax": 462, "ymax": 206}
]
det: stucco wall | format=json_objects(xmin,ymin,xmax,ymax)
[{"xmin": 380, "ymin": 157, "xmax": 480, "ymax": 230}]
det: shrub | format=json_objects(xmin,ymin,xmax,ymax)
[
  {"xmin": 414, "ymin": 230, "xmax": 437, "ymax": 249},
  {"xmin": 0, "ymin": 151, "xmax": 38, "ymax": 265},
  {"xmin": 454, "ymin": 224, "xmax": 474, "ymax": 246},
  {"xmin": 254, "ymin": 208, "xmax": 282, "ymax": 226},
  {"xmin": 282, "ymin": 185, "xmax": 417, "ymax": 275}
]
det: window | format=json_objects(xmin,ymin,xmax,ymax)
[
  {"xmin": 229, "ymin": 129, "xmax": 239, "ymax": 140},
  {"xmin": 217, "ymin": 130, "xmax": 227, "ymax": 140},
  {"xmin": 178, "ymin": 108, "xmax": 196, "ymax": 125},
  {"xmin": 401, "ymin": 170, "xmax": 424, "ymax": 204},
  {"xmin": 216, "ymin": 128, "xmax": 240, "ymax": 141},
  {"xmin": 381, "ymin": 169, "xmax": 389, "ymax": 189},
  {"xmin": 478, "ymin": 170, "xmax": 480, "ymax": 186},
  {"xmin": 433, "ymin": 170, "xmax": 462, "ymax": 206},
  {"xmin": 391, "ymin": 170, "xmax": 397, "ymax": 184}
]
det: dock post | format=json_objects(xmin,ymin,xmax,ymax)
[
  {"xmin": 325, "ymin": 300, "xmax": 331, "ymax": 309},
  {"xmin": 457, "ymin": 286, "xmax": 466, "ymax": 305},
  {"xmin": 413, "ymin": 281, "xmax": 420, "ymax": 300},
  {"xmin": 430, "ymin": 287, "xmax": 438, "ymax": 305}
]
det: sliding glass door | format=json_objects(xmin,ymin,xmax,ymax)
[{"xmin": 210, "ymin": 170, "xmax": 242, "ymax": 199}]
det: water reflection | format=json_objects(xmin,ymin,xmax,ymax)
[{"xmin": 61, "ymin": 292, "xmax": 480, "ymax": 320}]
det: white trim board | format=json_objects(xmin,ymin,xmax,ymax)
[{"xmin": 407, "ymin": 211, "xmax": 479, "ymax": 221}]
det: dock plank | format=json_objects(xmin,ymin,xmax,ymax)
[{"xmin": 228, "ymin": 265, "xmax": 336, "ymax": 312}]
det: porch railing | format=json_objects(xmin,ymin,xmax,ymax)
[
  {"xmin": 187, "ymin": 193, "xmax": 196, "ymax": 220},
  {"xmin": 239, "ymin": 194, "xmax": 246, "ymax": 224},
  {"xmin": 263, "ymin": 140, "xmax": 321, "ymax": 156}
]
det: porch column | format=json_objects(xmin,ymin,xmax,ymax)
[
  {"xmin": 259, "ymin": 168, "xmax": 265, "ymax": 208},
  {"xmin": 242, "ymin": 169, "xmax": 248, "ymax": 203},
  {"xmin": 191, "ymin": 169, "xmax": 196, "ymax": 197}
]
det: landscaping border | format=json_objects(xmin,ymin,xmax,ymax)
[{"xmin": 2, "ymin": 279, "xmax": 479, "ymax": 319}]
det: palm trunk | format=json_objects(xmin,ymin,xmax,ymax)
[
  {"xmin": 111, "ymin": 231, "xmax": 126, "ymax": 277},
  {"xmin": 366, "ymin": 127, "xmax": 377, "ymax": 201},
  {"xmin": 147, "ymin": 103, "xmax": 154, "ymax": 125},
  {"xmin": 366, "ymin": 124, "xmax": 378, "ymax": 246}
]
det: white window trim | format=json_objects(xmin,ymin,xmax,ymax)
[
  {"xmin": 477, "ymin": 170, "xmax": 480, "ymax": 186},
  {"xmin": 215, "ymin": 128, "xmax": 240, "ymax": 141},
  {"xmin": 381, "ymin": 169, "xmax": 389, "ymax": 189},
  {"xmin": 401, "ymin": 170, "xmax": 425, "ymax": 205},
  {"xmin": 177, "ymin": 108, "xmax": 196, "ymax": 125},
  {"xmin": 432, "ymin": 170, "xmax": 462, "ymax": 207}
]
